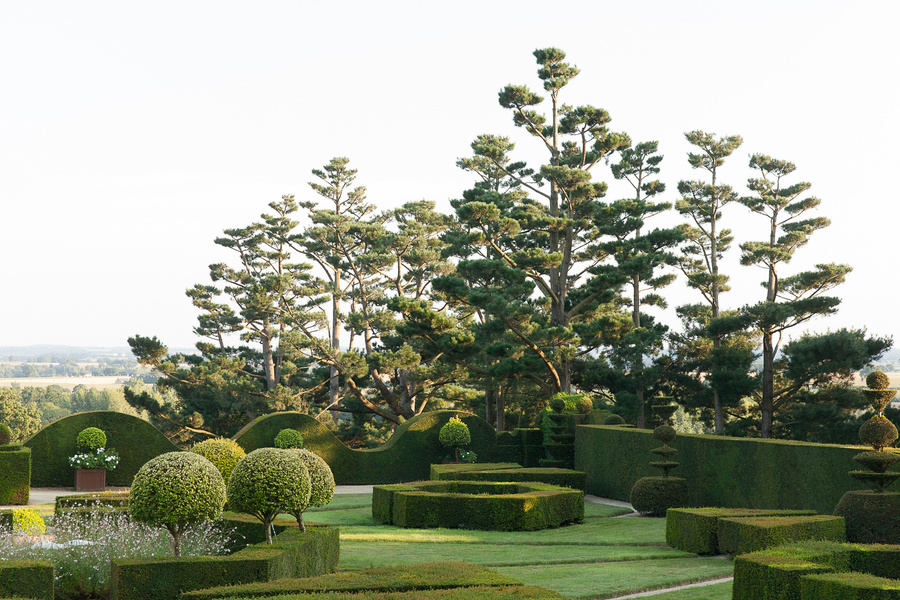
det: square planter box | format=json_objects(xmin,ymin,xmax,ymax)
[{"xmin": 75, "ymin": 468, "xmax": 106, "ymax": 491}]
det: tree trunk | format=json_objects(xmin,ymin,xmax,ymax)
[
  {"xmin": 635, "ymin": 388, "xmax": 646, "ymax": 429},
  {"xmin": 760, "ymin": 329, "xmax": 775, "ymax": 438},
  {"xmin": 496, "ymin": 386, "xmax": 506, "ymax": 433}
]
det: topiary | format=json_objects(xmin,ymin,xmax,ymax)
[
  {"xmin": 0, "ymin": 423, "xmax": 11, "ymax": 445},
  {"xmin": 274, "ymin": 428, "xmax": 304, "ymax": 449},
  {"xmin": 76, "ymin": 427, "xmax": 107, "ymax": 452},
  {"xmin": 12, "ymin": 508, "xmax": 46, "ymax": 536},
  {"xmin": 227, "ymin": 447, "xmax": 311, "ymax": 543},
  {"xmin": 867, "ymin": 370, "xmax": 891, "ymax": 391},
  {"xmin": 630, "ymin": 476, "xmax": 689, "ymax": 517},
  {"xmin": 129, "ymin": 452, "xmax": 227, "ymax": 556},
  {"xmin": 549, "ymin": 397, "xmax": 566, "ymax": 413},
  {"xmin": 439, "ymin": 417, "xmax": 471, "ymax": 462},
  {"xmin": 575, "ymin": 396, "xmax": 594, "ymax": 415},
  {"xmin": 859, "ymin": 416, "xmax": 899, "ymax": 452},
  {"xmin": 190, "ymin": 438, "xmax": 246, "ymax": 481},
  {"xmin": 604, "ymin": 414, "xmax": 626, "ymax": 426},
  {"xmin": 286, "ymin": 448, "xmax": 335, "ymax": 531}
]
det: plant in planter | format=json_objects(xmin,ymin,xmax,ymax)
[
  {"xmin": 129, "ymin": 451, "xmax": 227, "ymax": 557},
  {"xmin": 69, "ymin": 427, "xmax": 119, "ymax": 491},
  {"xmin": 833, "ymin": 370, "xmax": 900, "ymax": 543},
  {"xmin": 630, "ymin": 400, "xmax": 688, "ymax": 517},
  {"xmin": 439, "ymin": 416, "xmax": 471, "ymax": 462}
]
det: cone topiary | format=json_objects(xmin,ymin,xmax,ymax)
[
  {"xmin": 76, "ymin": 427, "xmax": 107, "ymax": 452},
  {"xmin": 0, "ymin": 423, "xmax": 12, "ymax": 446},
  {"xmin": 274, "ymin": 428, "xmax": 304, "ymax": 449},
  {"xmin": 190, "ymin": 438, "xmax": 246, "ymax": 481}
]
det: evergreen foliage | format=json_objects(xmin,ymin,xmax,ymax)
[
  {"xmin": 274, "ymin": 428, "xmax": 304, "ymax": 449},
  {"xmin": 190, "ymin": 438, "xmax": 246, "ymax": 481},
  {"xmin": 75, "ymin": 427, "xmax": 107, "ymax": 453}
]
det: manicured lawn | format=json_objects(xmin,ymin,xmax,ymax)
[{"xmin": 308, "ymin": 494, "xmax": 735, "ymax": 599}]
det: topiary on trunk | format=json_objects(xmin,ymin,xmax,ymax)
[
  {"xmin": 285, "ymin": 448, "xmax": 335, "ymax": 531},
  {"xmin": 439, "ymin": 417, "xmax": 471, "ymax": 462},
  {"xmin": 190, "ymin": 438, "xmax": 246, "ymax": 481},
  {"xmin": 630, "ymin": 400, "xmax": 688, "ymax": 517}
]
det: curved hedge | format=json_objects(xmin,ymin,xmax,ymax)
[
  {"xmin": 232, "ymin": 411, "xmax": 499, "ymax": 485},
  {"xmin": 25, "ymin": 411, "xmax": 180, "ymax": 486}
]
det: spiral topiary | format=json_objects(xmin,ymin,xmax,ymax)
[
  {"xmin": 76, "ymin": 427, "xmax": 107, "ymax": 452},
  {"xmin": 0, "ymin": 423, "xmax": 12, "ymax": 446},
  {"xmin": 190, "ymin": 438, "xmax": 246, "ymax": 481},
  {"xmin": 286, "ymin": 448, "xmax": 335, "ymax": 531},
  {"xmin": 274, "ymin": 428, "xmax": 304, "ymax": 449},
  {"xmin": 12, "ymin": 509, "xmax": 46, "ymax": 536},
  {"xmin": 439, "ymin": 416, "xmax": 471, "ymax": 462},
  {"xmin": 129, "ymin": 452, "xmax": 227, "ymax": 556},
  {"xmin": 227, "ymin": 447, "xmax": 311, "ymax": 543}
]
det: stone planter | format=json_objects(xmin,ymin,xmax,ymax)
[{"xmin": 74, "ymin": 468, "xmax": 106, "ymax": 491}]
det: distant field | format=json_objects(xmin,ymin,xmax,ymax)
[{"xmin": 0, "ymin": 376, "xmax": 127, "ymax": 390}]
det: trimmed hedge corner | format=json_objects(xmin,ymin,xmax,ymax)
[
  {"xmin": 179, "ymin": 561, "xmax": 522, "ymax": 599},
  {"xmin": 25, "ymin": 411, "xmax": 180, "ymax": 487},
  {"xmin": 666, "ymin": 508, "xmax": 818, "ymax": 555},
  {"xmin": 109, "ymin": 519, "xmax": 338, "ymax": 600},
  {"xmin": 801, "ymin": 571, "xmax": 900, "ymax": 599},
  {"xmin": 717, "ymin": 515, "xmax": 846, "ymax": 555},
  {"xmin": 232, "ymin": 410, "xmax": 499, "ymax": 484},
  {"xmin": 0, "ymin": 446, "xmax": 30, "ymax": 505},
  {"xmin": 430, "ymin": 465, "xmax": 586, "ymax": 490},
  {"xmin": 0, "ymin": 560, "xmax": 54, "ymax": 600},
  {"xmin": 373, "ymin": 480, "xmax": 583, "ymax": 531}
]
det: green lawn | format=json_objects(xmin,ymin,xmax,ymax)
[{"xmin": 306, "ymin": 494, "xmax": 734, "ymax": 599}]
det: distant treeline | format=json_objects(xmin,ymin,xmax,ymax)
[{"xmin": 0, "ymin": 357, "xmax": 145, "ymax": 379}]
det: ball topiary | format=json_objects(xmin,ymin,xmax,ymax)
[
  {"xmin": 867, "ymin": 370, "xmax": 891, "ymax": 390},
  {"xmin": 227, "ymin": 447, "xmax": 311, "ymax": 543},
  {"xmin": 604, "ymin": 414, "xmax": 626, "ymax": 425},
  {"xmin": 439, "ymin": 417, "xmax": 471, "ymax": 462},
  {"xmin": 129, "ymin": 452, "xmax": 227, "ymax": 556},
  {"xmin": 0, "ymin": 423, "xmax": 12, "ymax": 445},
  {"xmin": 286, "ymin": 448, "xmax": 335, "ymax": 531},
  {"xmin": 549, "ymin": 397, "xmax": 566, "ymax": 413},
  {"xmin": 76, "ymin": 427, "xmax": 107, "ymax": 452},
  {"xmin": 859, "ymin": 416, "xmax": 899, "ymax": 451},
  {"xmin": 630, "ymin": 476, "xmax": 688, "ymax": 517},
  {"xmin": 190, "ymin": 438, "xmax": 246, "ymax": 481},
  {"xmin": 575, "ymin": 396, "xmax": 594, "ymax": 415},
  {"xmin": 654, "ymin": 425, "xmax": 677, "ymax": 444},
  {"xmin": 12, "ymin": 508, "xmax": 46, "ymax": 536},
  {"xmin": 274, "ymin": 428, "xmax": 304, "ymax": 449}
]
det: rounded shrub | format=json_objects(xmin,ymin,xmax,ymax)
[
  {"xmin": 76, "ymin": 427, "xmax": 107, "ymax": 452},
  {"xmin": 867, "ymin": 370, "xmax": 891, "ymax": 390},
  {"xmin": 604, "ymin": 414, "xmax": 626, "ymax": 425},
  {"xmin": 12, "ymin": 508, "xmax": 46, "ymax": 536},
  {"xmin": 190, "ymin": 438, "xmax": 246, "ymax": 481},
  {"xmin": 654, "ymin": 425, "xmax": 677, "ymax": 444},
  {"xmin": 859, "ymin": 416, "xmax": 899, "ymax": 451},
  {"xmin": 286, "ymin": 448, "xmax": 335, "ymax": 530},
  {"xmin": 0, "ymin": 423, "xmax": 11, "ymax": 445},
  {"xmin": 549, "ymin": 397, "xmax": 566, "ymax": 413},
  {"xmin": 630, "ymin": 476, "xmax": 688, "ymax": 517},
  {"xmin": 129, "ymin": 452, "xmax": 227, "ymax": 556},
  {"xmin": 274, "ymin": 428, "xmax": 304, "ymax": 449},
  {"xmin": 227, "ymin": 447, "xmax": 311, "ymax": 543},
  {"xmin": 834, "ymin": 490, "xmax": 900, "ymax": 544},
  {"xmin": 575, "ymin": 396, "xmax": 594, "ymax": 415},
  {"xmin": 439, "ymin": 417, "xmax": 471, "ymax": 461}
]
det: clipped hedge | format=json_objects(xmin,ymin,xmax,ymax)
[
  {"xmin": 733, "ymin": 541, "xmax": 900, "ymax": 600},
  {"xmin": 184, "ymin": 587, "xmax": 563, "ymax": 600},
  {"xmin": 429, "ymin": 463, "xmax": 521, "ymax": 479},
  {"xmin": 180, "ymin": 561, "xmax": 522, "ymax": 599},
  {"xmin": 666, "ymin": 508, "xmax": 819, "ymax": 555},
  {"xmin": 718, "ymin": 515, "xmax": 846, "ymax": 555},
  {"xmin": 431, "ymin": 465, "xmax": 586, "ymax": 490},
  {"xmin": 834, "ymin": 490, "xmax": 900, "ymax": 544},
  {"xmin": 374, "ymin": 480, "xmax": 583, "ymax": 531},
  {"xmin": 0, "ymin": 560, "xmax": 54, "ymax": 600},
  {"xmin": 576, "ymin": 424, "xmax": 882, "ymax": 513},
  {"xmin": 801, "ymin": 572, "xmax": 900, "ymax": 599},
  {"xmin": 233, "ymin": 411, "xmax": 499, "ymax": 484},
  {"xmin": 109, "ymin": 520, "xmax": 339, "ymax": 600},
  {"xmin": 25, "ymin": 411, "xmax": 180, "ymax": 487},
  {"xmin": 0, "ymin": 446, "xmax": 30, "ymax": 505},
  {"xmin": 55, "ymin": 490, "xmax": 130, "ymax": 512}
]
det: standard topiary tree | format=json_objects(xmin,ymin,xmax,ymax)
[
  {"xmin": 274, "ymin": 428, "xmax": 304, "ymax": 449},
  {"xmin": 439, "ymin": 416, "xmax": 471, "ymax": 462},
  {"xmin": 227, "ymin": 448, "xmax": 311, "ymax": 543},
  {"xmin": 285, "ymin": 448, "xmax": 335, "ymax": 531},
  {"xmin": 190, "ymin": 438, "xmax": 246, "ymax": 481},
  {"xmin": 630, "ymin": 402, "xmax": 688, "ymax": 517},
  {"xmin": 76, "ymin": 427, "xmax": 107, "ymax": 452},
  {"xmin": 0, "ymin": 423, "xmax": 12, "ymax": 445},
  {"xmin": 129, "ymin": 452, "xmax": 227, "ymax": 557}
]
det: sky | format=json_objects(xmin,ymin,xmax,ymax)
[{"xmin": 1, "ymin": 1, "xmax": 899, "ymax": 355}]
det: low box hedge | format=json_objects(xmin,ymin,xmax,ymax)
[
  {"xmin": 733, "ymin": 541, "xmax": 900, "ymax": 600},
  {"xmin": 665, "ymin": 508, "xmax": 818, "ymax": 554},
  {"xmin": 180, "ymin": 561, "xmax": 522, "ymax": 599},
  {"xmin": 717, "ymin": 515, "xmax": 846, "ymax": 555},
  {"xmin": 109, "ymin": 521, "xmax": 339, "ymax": 600},
  {"xmin": 375, "ymin": 480, "xmax": 583, "ymax": 531},
  {"xmin": 429, "ymin": 463, "xmax": 521, "ymax": 480},
  {"xmin": 55, "ymin": 490, "xmax": 130, "ymax": 511},
  {"xmin": 801, "ymin": 572, "xmax": 900, "ymax": 599},
  {"xmin": 0, "ymin": 447, "xmax": 30, "ymax": 505},
  {"xmin": 430, "ymin": 466, "xmax": 586, "ymax": 490},
  {"xmin": 0, "ymin": 560, "xmax": 54, "ymax": 600}
]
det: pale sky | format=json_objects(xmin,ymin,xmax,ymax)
[{"xmin": 2, "ymin": 1, "xmax": 898, "ymax": 355}]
